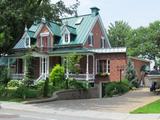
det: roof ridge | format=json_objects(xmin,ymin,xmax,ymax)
[{"xmin": 61, "ymin": 14, "xmax": 92, "ymax": 20}]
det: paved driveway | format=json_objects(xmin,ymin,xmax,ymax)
[{"xmin": 33, "ymin": 88, "xmax": 160, "ymax": 113}]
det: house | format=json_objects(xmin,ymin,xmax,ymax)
[{"xmin": 3, "ymin": 7, "xmax": 149, "ymax": 88}]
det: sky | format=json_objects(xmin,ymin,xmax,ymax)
[{"xmin": 52, "ymin": 0, "xmax": 160, "ymax": 29}]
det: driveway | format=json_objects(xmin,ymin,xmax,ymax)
[{"xmin": 33, "ymin": 88, "xmax": 160, "ymax": 113}]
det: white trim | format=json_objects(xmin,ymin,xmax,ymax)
[
  {"xmin": 101, "ymin": 36, "xmax": 105, "ymax": 48},
  {"xmin": 96, "ymin": 59, "xmax": 110, "ymax": 74},
  {"xmin": 40, "ymin": 32, "xmax": 49, "ymax": 37},
  {"xmin": 97, "ymin": 15, "xmax": 111, "ymax": 48},
  {"xmin": 88, "ymin": 33, "xmax": 94, "ymax": 47},
  {"xmin": 62, "ymin": 28, "xmax": 70, "ymax": 44},
  {"xmin": 86, "ymin": 54, "xmax": 89, "ymax": 81},
  {"xmin": 34, "ymin": 24, "xmax": 44, "ymax": 38}
]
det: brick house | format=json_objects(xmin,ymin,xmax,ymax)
[{"xmin": 3, "ymin": 7, "xmax": 149, "ymax": 87}]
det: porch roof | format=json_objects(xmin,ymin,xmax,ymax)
[
  {"xmin": 88, "ymin": 47, "xmax": 127, "ymax": 53},
  {"xmin": 0, "ymin": 57, "xmax": 16, "ymax": 66}
]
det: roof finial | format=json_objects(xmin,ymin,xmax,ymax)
[
  {"xmin": 41, "ymin": 16, "xmax": 46, "ymax": 24},
  {"xmin": 24, "ymin": 25, "xmax": 28, "ymax": 32}
]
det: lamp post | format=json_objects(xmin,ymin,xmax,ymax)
[{"xmin": 117, "ymin": 65, "xmax": 125, "ymax": 82}]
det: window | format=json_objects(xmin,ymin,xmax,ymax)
[
  {"xmin": 97, "ymin": 59, "xmax": 110, "ymax": 73},
  {"xmin": 40, "ymin": 32, "xmax": 50, "ymax": 48},
  {"xmin": 25, "ymin": 36, "xmax": 30, "ymax": 48},
  {"xmin": 101, "ymin": 37, "xmax": 105, "ymax": 48},
  {"xmin": 88, "ymin": 33, "xmax": 94, "ymax": 46},
  {"xmin": 65, "ymin": 34, "xmax": 69, "ymax": 43}
]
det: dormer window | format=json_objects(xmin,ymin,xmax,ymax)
[
  {"xmin": 40, "ymin": 32, "xmax": 51, "ymax": 48},
  {"xmin": 65, "ymin": 34, "xmax": 69, "ymax": 43},
  {"xmin": 101, "ymin": 36, "xmax": 105, "ymax": 48},
  {"xmin": 25, "ymin": 35, "xmax": 31, "ymax": 48},
  {"xmin": 88, "ymin": 33, "xmax": 94, "ymax": 46},
  {"xmin": 63, "ymin": 31, "xmax": 70, "ymax": 44}
]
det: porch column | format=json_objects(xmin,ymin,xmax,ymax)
[
  {"xmin": 86, "ymin": 54, "xmax": 89, "ymax": 81},
  {"xmin": 23, "ymin": 58, "xmax": 27, "ymax": 76},
  {"xmin": 46, "ymin": 57, "xmax": 49, "ymax": 77},
  {"xmin": 66, "ymin": 57, "xmax": 69, "ymax": 79},
  {"xmin": 93, "ymin": 55, "xmax": 95, "ymax": 79}
]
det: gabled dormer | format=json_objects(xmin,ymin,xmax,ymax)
[
  {"xmin": 61, "ymin": 21, "xmax": 76, "ymax": 44},
  {"xmin": 13, "ymin": 26, "xmax": 31, "ymax": 49}
]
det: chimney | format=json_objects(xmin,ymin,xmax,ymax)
[{"xmin": 90, "ymin": 7, "xmax": 100, "ymax": 16}]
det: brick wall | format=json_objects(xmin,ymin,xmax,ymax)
[
  {"xmin": 85, "ymin": 20, "xmax": 110, "ymax": 49},
  {"xmin": 49, "ymin": 56, "xmax": 61, "ymax": 72},
  {"xmin": 95, "ymin": 53, "xmax": 127, "ymax": 82},
  {"xmin": 37, "ymin": 25, "xmax": 54, "ymax": 48},
  {"xmin": 130, "ymin": 58, "xmax": 150, "ymax": 80}
]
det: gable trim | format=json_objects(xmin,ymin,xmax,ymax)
[{"xmin": 97, "ymin": 15, "xmax": 111, "ymax": 48}]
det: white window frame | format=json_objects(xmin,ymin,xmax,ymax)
[
  {"xmin": 88, "ymin": 33, "xmax": 93, "ymax": 47},
  {"xmin": 40, "ymin": 32, "xmax": 50, "ymax": 47},
  {"xmin": 96, "ymin": 59, "xmax": 110, "ymax": 74},
  {"xmin": 63, "ymin": 28, "xmax": 70, "ymax": 44},
  {"xmin": 24, "ymin": 34, "xmax": 31, "ymax": 48},
  {"xmin": 101, "ymin": 36, "xmax": 105, "ymax": 48}
]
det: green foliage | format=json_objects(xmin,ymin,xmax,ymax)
[
  {"xmin": 65, "ymin": 53, "xmax": 82, "ymax": 74},
  {"xmin": 50, "ymin": 64, "xmax": 65, "ymax": 85},
  {"xmin": 0, "ymin": 85, "xmax": 5, "ymax": 96},
  {"xmin": 43, "ymin": 78, "xmax": 49, "ymax": 97},
  {"xmin": 23, "ymin": 54, "xmax": 34, "ymax": 86},
  {"xmin": 0, "ymin": 67, "xmax": 10, "ymax": 86},
  {"xmin": 105, "ymin": 82, "xmax": 130, "ymax": 97},
  {"xmin": 108, "ymin": 21, "xmax": 132, "ymax": 47},
  {"xmin": 7, "ymin": 80, "xmax": 21, "ymax": 88},
  {"xmin": 0, "ymin": 0, "xmax": 80, "ymax": 53},
  {"xmin": 68, "ymin": 79, "xmax": 88, "ymax": 90},
  {"xmin": 125, "ymin": 60, "xmax": 137, "ymax": 81}
]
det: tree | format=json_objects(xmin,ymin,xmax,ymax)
[
  {"xmin": 107, "ymin": 21, "xmax": 132, "ymax": 47},
  {"xmin": 0, "ymin": 0, "xmax": 79, "ymax": 53}
]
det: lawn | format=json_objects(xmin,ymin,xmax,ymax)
[{"xmin": 131, "ymin": 99, "xmax": 160, "ymax": 113}]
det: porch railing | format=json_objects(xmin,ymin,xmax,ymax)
[
  {"xmin": 10, "ymin": 73, "xmax": 24, "ymax": 80},
  {"xmin": 65, "ymin": 74, "xmax": 94, "ymax": 81}
]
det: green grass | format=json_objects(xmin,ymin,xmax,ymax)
[
  {"xmin": 131, "ymin": 99, "xmax": 160, "ymax": 113},
  {"xmin": 0, "ymin": 97, "xmax": 25, "ymax": 102}
]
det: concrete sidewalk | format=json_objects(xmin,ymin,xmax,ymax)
[{"xmin": 1, "ymin": 102, "xmax": 160, "ymax": 120}]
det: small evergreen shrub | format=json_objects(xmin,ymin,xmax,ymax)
[{"xmin": 0, "ymin": 85, "xmax": 5, "ymax": 96}]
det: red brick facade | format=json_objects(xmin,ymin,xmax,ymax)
[
  {"xmin": 85, "ymin": 20, "xmax": 110, "ymax": 49},
  {"xmin": 37, "ymin": 25, "xmax": 54, "ymax": 48}
]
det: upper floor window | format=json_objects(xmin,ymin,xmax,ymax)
[
  {"xmin": 88, "ymin": 33, "xmax": 94, "ymax": 46},
  {"xmin": 25, "ymin": 35, "xmax": 30, "ymax": 48},
  {"xmin": 101, "ymin": 36, "xmax": 105, "ymax": 48},
  {"xmin": 65, "ymin": 34, "xmax": 69, "ymax": 43},
  {"xmin": 97, "ymin": 59, "xmax": 110, "ymax": 74},
  {"xmin": 40, "ymin": 32, "xmax": 51, "ymax": 48}
]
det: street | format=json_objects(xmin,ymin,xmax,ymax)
[{"xmin": 0, "ymin": 109, "xmax": 113, "ymax": 120}]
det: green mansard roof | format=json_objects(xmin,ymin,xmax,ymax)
[{"xmin": 14, "ymin": 7, "xmax": 110, "ymax": 49}]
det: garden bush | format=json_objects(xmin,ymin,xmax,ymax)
[
  {"xmin": 7, "ymin": 80, "xmax": 21, "ymax": 88},
  {"xmin": 0, "ymin": 85, "xmax": 5, "ymax": 96},
  {"xmin": 50, "ymin": 64, "xmax": 65, "ymax": 86},
  {"xmin": 69, "ymin": 79, "xmax": 88, "ymax": 90},
  {"xmin": 105, "ymin": 82, "xmax": 130, "ymax": 97}
]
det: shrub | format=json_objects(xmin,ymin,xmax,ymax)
[
  {"xmin": 105, "ymin": 82, "xmax": 129, "ymax": 97},
  {"xmin": 0, "ymin": 67, "xmax": 10, "ymax": 86},
  {"xmin": 50, "ymin": 64, "xmax": 65, "ymax": 86},
  {"xmin": 43, "ymin": 78, "xmax": 49, "ymax": 97},
  {"xmin": 69, "ymin": 79, "xmax": 88, "ymax": 90},
  {"xmin": 7, "ymin": 80, "xmax": 21, "ymax": 88},
  {"xmin": 0, "ymin": 85, "xmax": 5, "ymax": 97}
]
